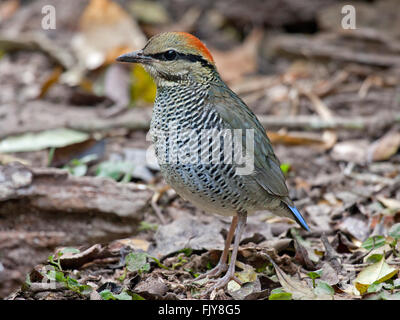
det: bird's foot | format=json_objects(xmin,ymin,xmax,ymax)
[
  {"xmin": 194, "ymin": 262, "xmax": 228, "ymax": 281},
  {"xmin": 184, "ymin": 262, "xmax": 227, "ymax": 286},
  {"xmin": 200, "ymin": 270, "xmax": 242, "ymax": 298}
]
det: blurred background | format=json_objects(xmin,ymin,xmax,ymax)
[{"xmin": 0, "ymin": 0, "xmax": 400, "ymax": 300}]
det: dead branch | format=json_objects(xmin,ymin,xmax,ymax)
[
  {"xmin": 0, "ymin": 163, "xmax": 152, "ymax": 222},
  {"xmin": 0, "ymin": 101, "xmax": 152, "ymax": 139},
  {"xmin": 1, "ymin": 101, "xmax": 399, "ymax": 140},
  {"xmin": 0, "ymin": 32, "xmax": 75, "ymax": 69},
  {"xmin": 272, "ymin": 34, "xmax": 400, "ymax": 67},
  {"xmin": 0, "ymin": 162, "xmax": 153, "ymax": 298},
  {"xmin": 258, "ymin": 112, "xmax": 400, "ymax": 131}
]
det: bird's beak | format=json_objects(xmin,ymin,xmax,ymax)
[{"xmin": 116, "ymin": 50, "xmax": 152, "ymax": 64}]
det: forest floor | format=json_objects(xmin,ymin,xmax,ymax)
[{"xmin": 1, "ymin": 0, "xmax": 400, "ymax": 300}]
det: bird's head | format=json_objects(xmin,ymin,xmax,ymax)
[{"xmin": 116, "ymin": 32, "xmax": 217, "ymax": 86}]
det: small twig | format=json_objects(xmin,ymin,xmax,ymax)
[
  {"xmin": 346, "ymin": 172, "xmax": 396, "ymax": 186},
  {"xmin": 346, "ymin": 249, "xmax": 374, "ymax": 265},
  {"xmin": 150, "ymin": 186, "xmax": 170, "ymax": 225}
]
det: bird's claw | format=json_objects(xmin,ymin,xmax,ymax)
[
  {"xmin": 183, "ymin": 263, "xmax": 227, "ymax": 287},
  {"xmin": 193, "ymin": 263, "xmax": 228, "ymax": 282},
  {"xmin": 200, "ymin": 272, "xmax": 242, "ymax": 298}
]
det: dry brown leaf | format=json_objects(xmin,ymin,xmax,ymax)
[
  {"xmin": 72, "ymin": 0, "xmax": 146, "ymax": 70},
  {"xmin": 354, "ymin": 256, "xmax": 398, "ymax": 295},
  {"xmin": 282, "ymin": 60, "xmax": 314, "ymax": 83},
  {"xmin": 331, "ymin": 140, "xmax": 369, "ymax": 164},
  {"xmin": 0, "ymin": 153, "xmax": 30, "ymax": 166},
  {"xmin": 260, "ymin": 253, "xmax": 332, "ymax": 300},
  {"xmin": 212, "ymin": 29, "xmax": 263, "ymax": 83},
  {"xmin": 268, "ymin": 130, "xmax": 327, "ymax": 146},
  {"xmin": 267, "ymin": 129, "xmax": 336, "ymax": 150},
  {"xmin": 376, "ymin": 196, "xmax": 400, "ymax": 212},
  {"xmin": 113, "ymin": 238, "xmax": 151, "ymax": 252},
  {"xmin": 50, "ymin": 138, "xmax": 103, "ymax": 167},
  {"xmin": 58, "ymin": 244, "xmax": 102, "ymax": 270},
  {"xmin": 266, "ymin": 84, "xmax": 290, "ymax": 103},
  {"xmin": 38, "ymin": 67, "xmax": 63, "ymax": 99},
  {"xmin": 0, "ymin": 0, "xmax": 19, "ymax": 22},
  {"xmin": 300, "ymin": 90, "xmax": 337, "ymax": 150},
  {"xmin": 367, "ymin": 131, "xmax": 400, "ymax": 162}
]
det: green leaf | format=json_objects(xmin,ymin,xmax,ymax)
[
  {"xmin": 269, "ymin": 288, "xmax": 292, "ymax": 300},
  {"xmin": 59, "ymin": 247, "xmax": 81, "ymax": 255},
  {"xmin": 366, "ymin": 254, "xmax": 383, "ymax": 264},
  {"xmin": 131, "ymin": 293, "xmax": 145, "ymax": 300},
  {"xmin": 99, "ymin": 289, "xmax": 133, "ymax": 300},
  {"xmin": 383, "ymin": 281, "xmax": 394, "ymax": 290},
  {"xmin": 125, "ymin": 252, "xmax": 150, "ymax": 273},
  {"xmin": 366, "ymin": 291, "xmax": 400, "ymax": 300},
  {"xmin": 0, "ymin": 129, "xmax": 89, "ymax": 153},
  {"xmin": 47, "ymin": 254, "xmax": 62, "ymax": 271},
  {"xmin": 354, "ymin": 256, "xmax": 398, "ymax": 294},
  {"xmin": 45, "ymin": 270, "xmax": 56, "ymax": 281},
  {"xmin": 177, "ymin": 248, "xmax": 193, "ymax": 257},
  {"xmin": 270, "ymin": 287, "xmax": 285, "ymax": 294},
  {"xmin": 55, "ymin": 271, "xmax": 66, "ymax": 283},
  {"xmin": 148, "ymin": 256, "xmax": 169, "ymax": 270},
  {"xmin": 280, "ymin": 163, "xmax": 291, "ymax": 174},
  {"xmin": 96, "ymin": 161, "xmax": 134, "ymax": 181},
  {"xmin": 361, "ymin": 236, "xmax": 386, "ymax": 251},
  {"xmin": 63, "ymin": 155, "xmax": 98, "ymax": 177},
  {"xmin": 389, "ymin": 224, "xmax": 400, "ymax": 240},
  {"xmin": 314, "ymin": 281, "xmax": 334, "ymax": 296},
  {"xmin": 307, "ymin": 269, "xmax": 323, "ymax": 280},
  {"xmin": 46, "ymin": 270, "xmax": 65, "ymax": 283},
  {"xmin": 47, "ymin": 147, "xmax": 56, "ymax": 166},
  {"xmin": 114, "ymin": 291, "xmax": 133, "ymax": 300},
  {"xmin": 78, "ymin": 285, "xmax": 93, "ymax": 295},
  {"xmin": 79, "ymin": 154, "xmax": 99, "ymax": 164},
  {"xmin": 99, "ymin": 289, "xmax": 116, "ymax": 300},
  {"xmin": 66, "ymin": 276, "xmax": 80, "ymax": 289},
  {"xmin": 68, "ymin": 163, "xmax": 88, "ymax": 177},
  {"xmin": 25, "ymin": 274, "xmax": 32, "ymax": 286},
  {"xmin": 255, "ymin": 263, "xmax": 268, "ymax": 273},
  {"xmin": 138, "ymin": 221, "xmax": 158, "ymax": 232}
]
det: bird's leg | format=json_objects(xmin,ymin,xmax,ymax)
[
  {"xmin": 202, "ymin": 211, "xmax": 247, "ymax": 296},
  {"xmin": 194, "ymin": 215, "xmax": 238, "ymax": 281}
]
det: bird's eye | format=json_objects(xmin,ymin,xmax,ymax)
[{"xmin": 163, "ymin": 50, "xmax": 177, "ymax": 61}]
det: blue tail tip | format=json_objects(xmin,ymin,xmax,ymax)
[{"xmin": 288, "ymin": 205, "xmax": 310, "ymax": 231}]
